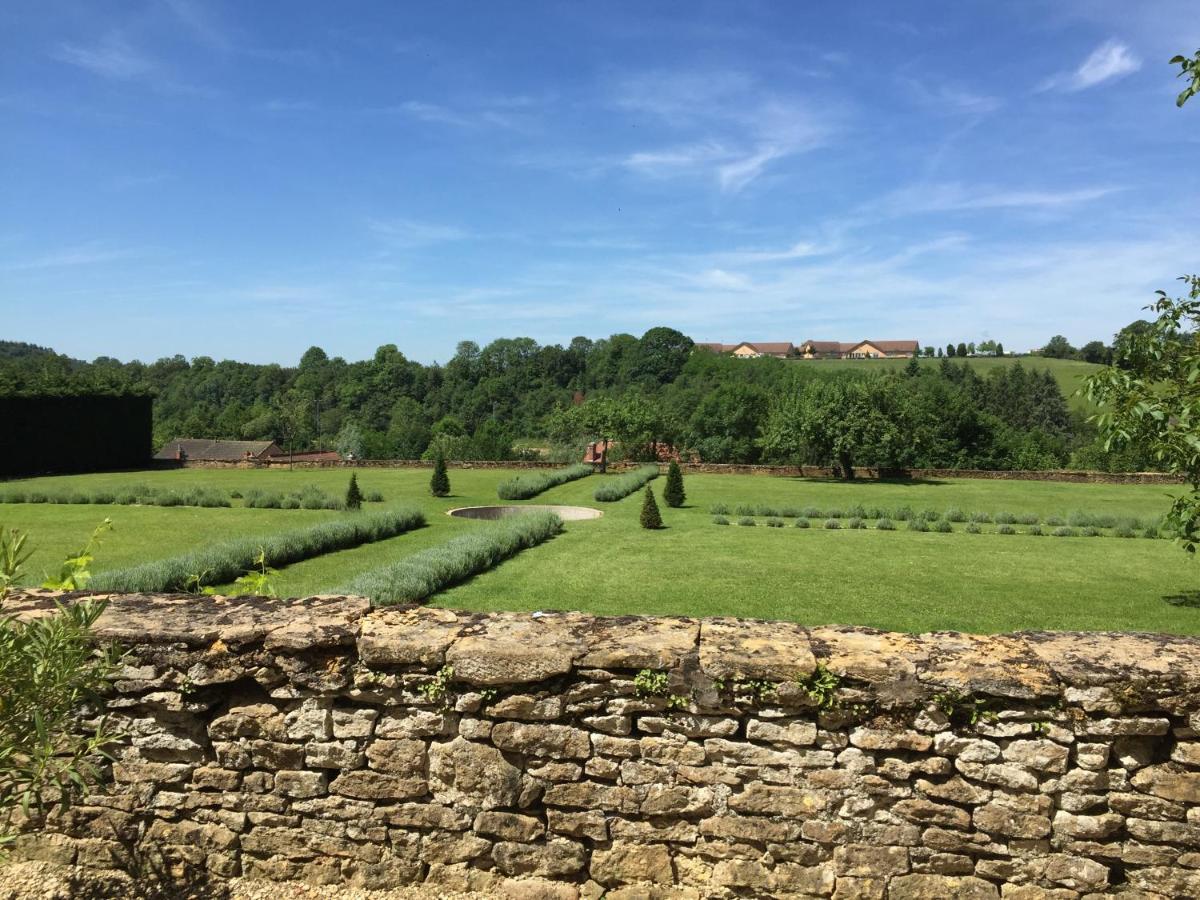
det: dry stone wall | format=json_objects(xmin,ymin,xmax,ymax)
[{"xmin": 6, "ymin": 591, "xmax": 1200, "ymax": 899}]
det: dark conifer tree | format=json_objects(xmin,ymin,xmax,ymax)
[
  {"xmin": 345, "ymin": 473, "xmax": 364, "ymax": 509},
  {"xmin": 663, "ymin": 460, "xmax": 685, "ymax": 508},
  {"xmin": 430, "ymin": 451, "xmax": 450, "ymax": 497},
  {"xmin": 640, "ymin": 486, "xmax": 663, "ymax": 529}
]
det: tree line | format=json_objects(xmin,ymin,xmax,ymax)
[{"xmin": 0, "ymin": 329, "xmax": 1154, "ymax": 472}]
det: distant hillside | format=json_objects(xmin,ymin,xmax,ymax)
[
  {"xmin": 0, "ymin": 340, "xmax": 61, "ymax": 361},
  {"xmin": 795, "ymin": 355, "xmax": 1102, "ymax": 413}
]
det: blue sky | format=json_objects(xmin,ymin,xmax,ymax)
[{"xmin": 2, "ymin": 1, "xmax": 1198, "ymax": 364}]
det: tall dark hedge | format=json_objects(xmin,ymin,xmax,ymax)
[
  {"xmin": 663, "ymin": 460, "xmax": 685, "ymax": 508},
  {"xmin": 640, "ymin": 486, "xmax": 663, "ymax": 529},
  {"xmin": 0, "ymin": 394, "xmax": 151, "ymax": 477},
  {"xmin": 430, "ymin": 452, "xmax": 450, "ymax": 497}
]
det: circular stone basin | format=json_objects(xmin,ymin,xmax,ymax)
[{"xmin": 447, "ymin": 504, "xmax": 603, "ymax": 521}]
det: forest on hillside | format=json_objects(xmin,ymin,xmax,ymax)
[{"xmin": 0, "ymin": 329, "xmax": 1155, "ymax": 472}]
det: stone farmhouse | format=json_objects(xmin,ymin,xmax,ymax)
[{"xmin": 697, "ymin": 339, "xmax": 920, "ymax": 359}]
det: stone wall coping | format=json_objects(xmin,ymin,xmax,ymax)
[{"xmin": 9, "ymin": 591, "xmax": 1200, "ymax": 703}]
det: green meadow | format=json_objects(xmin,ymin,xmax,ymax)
[{"xmin": 2, "ymin": 465, "xmax": 1195, "ymax": 635}]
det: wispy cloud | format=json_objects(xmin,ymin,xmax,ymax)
[
  {"xmin": 367, "ymin": 218, "xmax": 472, "ymax": 247},
  {"xmin": 2, "ymin": 243, "xmax": 138, "ymax": 272},
  {"xmin": 51, "ymin": 34, "xmax": 152, "ymax": 79},
  {"xmin": 877, "ymin": 182, "xmax": 1121, "ymax": 216},
  {"xmin": 1039, "ymin": 38, "xmax": 1141, "ymax": 92},
  {"xmin": 613, "ymin": 70, "xmax": 834, "ymax": 193},
  {"xmin": 905, "ymin": 79, "xmax": 1002, "ymax": 116}
]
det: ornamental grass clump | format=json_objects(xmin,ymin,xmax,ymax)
[
  {"xmin": 801, "ymin": 506, "xmax": 822, "ymax": 519},
  {"xmin": 994, "ymin": 512, "xmax": 1017, "ymax": 525},
  {"xmin": 737, "ymin": 516, "xmax": 755, "ymax": 527},
  {"xmin": 1082, "ymin": 526, "xmax": 1101, "ymax": 537},
  {"xmin": 1067, "ymin": 511, "xmax": 1094, "ymax": 528},
  {"xmin": 342, "ymin": 511, "xmax": 563, "ymax": 607},
  {"xmin": 907, "ymin": 518, "xmax": 929, "ymax": 532},
  {"xmin": 824, "ymin": 519, "xmax": 840, "ymax": 530},
  {"xmin": 893, "ymin": 505, "xmax": 914, "ymax": 521},
  {"xmin": 710, "ymin": 503, "xmax": 729, "ymax": 515},
  {"xmin": 496, "ymin": 464, "xmax": 592, "ymax": 501},
  {"xmin": 944, "ymin": 507, "xmax": 967, "ymax": 523},
  {"xmin": 847, "ymin": 517, "xmax": 865, "ymax": 529},
  {"xmin": 965, "ymin": 522, "xmax": 982, "ymax": 534},
  {"xmin": 825, "ymin": 508, "xmax": 843, "ymax": 519},
  {"xmin": 1046, "ymin": 515, "xmax": 1066, "ymax": 527},
  {"xmin": 1052, "ymin": 526, "xmax": 1077, "ymax": 537},
  {"xmin": 1016, "ymin": 513, "xmax": 1040, "ymax": 525},
  {"xmin": 997, "ymin": 524, "xmax": 1016, "ymax": 535},
  {"xmin": 593, "ymin": 465, "xmax": 659, "ymax": 502},
  {"xmin": 876, "ymin": 518, "xmax": 895, "ymax": 530},
  {"xmin": 1113, "ymin": 525, "xmax": 1136, "ymax": 538},
  {"xmin": 765, "ymin": 517, "xmax": 785, "ymax": 528},
  {"xmin": 91, "ymin": 508, "xmax": 426, "ymax": 593},
  {"xmin": 734, "ymin": 503, "xmax": 756, "ymax": 517},
  {"xmin": 846, "ymin": 504, "xmax": 866, "ymax": 519},
  {"xmin": 933, "ymin": 519, "xmax": 953, "ymax": 533},
  {"xmin": 712, "ymin": 515, "xmax": 730, "ymax": 526},
  {"xmin": 794, "ymin": 518, "xmax": 811, "ymax": 528},
  {"xmin": 640, "ymin": 487, "xmax": 664, "ymax": 530},
  {"xmin": 1028, "ymin": 524, "xmax": 1045, "ymax": 536},
  {"xmin": 969, "ymin": 511, "xmax": 992, "ymax": 524}
]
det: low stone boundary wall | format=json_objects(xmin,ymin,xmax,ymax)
[
  {"xmin": 155, "ymin": 458, "xmax": 1182, "ymax": 485},
  {"xmin": 6, "ymin": 592, "xmax": 1200, "ymax": 898}
]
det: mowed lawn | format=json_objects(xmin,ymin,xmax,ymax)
[{"xmin": 1, "ymin": 466, "xmax": 1196, "ymax": 635}]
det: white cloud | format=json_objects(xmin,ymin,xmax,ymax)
[
  {"xmin": 367, "ymin": 218, "xmax": 471, "ymax": 247},
  {"xmin": 51, "ymin": 35, "xmax": 152, "ymax": 79},
  {"xmin": 613, "ymin": 70, "xmax": 835, "ymax": 193},
  {"xmin": 877, "ymin": 182, "xmax": 1120, "ymax": 216},
  {"xmin": 2, "ymin": 243, "xmax": 138, "ymax": 271},
  {"xmin": 1039, "ymin": 39, "xmax": 1141, "ymax": 92}
]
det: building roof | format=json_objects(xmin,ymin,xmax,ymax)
[
  {"xmin": 800, "ymin": 340, "xmax": 844, "ymax": 352},
  {"xmin": 154, "ymin": 438, "xmax": 283, "ymax": 461},
  {"xmin": 848, "ymin": 340, "xmax": 921, "ymax": 353},
  {"xmin": 733, "ymin": 342, "xmax": 794, "ymax": 354}
]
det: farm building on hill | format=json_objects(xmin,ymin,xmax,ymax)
[
  {"xmin": 155, "ymin": 438, "xmax": 284, "ymax": 462},
  {"xmin": 799, "ymin": 339, "xmax": 921, "ymax": 359},
  {"xmin": 700, "ymin": 339, "xmax": 921, "ymax": 360}
]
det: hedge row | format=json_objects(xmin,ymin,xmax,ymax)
[
  {"xmin": 90, "ymin": 508, "xmax": 426, "ymax": 593},
  {"xmin": 496, "ymin": 464, "xmax": 593, "ymax": 501},
  {"xmin": 593, "ymin": 465, "xmax": 660, "ymax": 502},
  {"xmin": 712, "ymin": 514, "xmax": 1167, "ymax": 539},
  {"xmin": 0, "ymin": 484, "xmax": 231, "ymax": 508},
  {"xmin": 709, "ymin": 502, "xmax": 1155, "ymax": 531},
  {"xmin": 341, "ymin": 510, "xmax": 563, "ymax": 607}
]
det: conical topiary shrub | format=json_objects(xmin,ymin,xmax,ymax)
[
  {"xmin": 345, "ymin": 473, "xmax": 364, "ymax": 510},
  {"xmin": 430, "ymin": 451, "xmax": 450, "ymax": 497},
  {"xmin": 663, "ymin": 460, "xmax": 685, "ymax": 508},
  {"xmin": 640, "ymin": 486, "xmax": 663, "ymax": 529}
]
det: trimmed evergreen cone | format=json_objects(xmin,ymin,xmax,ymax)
[
  {"xmin": 430, "ymin": 452, "xmax": 450, "ymax": 497},
  {"xmin": 663, "ymin": 460, "xmax": 685, "ymax": 508},
  {"xmin": 640, "ymin": 486, "xmax": 664, "ymax": 529},
  {"xmin": 345, "ymin": 473, "xmax": 364, "ymax": 510}
]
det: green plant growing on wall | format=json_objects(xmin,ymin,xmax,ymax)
[
  {"xmin": 430, "ymin": 451, "xmax": 450, "ymax": 497},
  {"xmin": 663, "ymin": 460, "xmax": 686, "ymax": 508},
  {"xmin": 419, "ymin": 666, "xmax": 455, "ymax": 708},
  {"xmin": 0, "ymin": 527, "xmax": 33, "ymax": 602},
  {"xmin": 40, "ymin": 519, "xmax": 113, "ymax": 591},
  {"xmin": 230, "ymin": 547, "xmax": 278, "ymax": 597},
  {"xmin": 933, "ymin": 690, "xmax": 998, "ymax": 726},
  {"xmin": 798, "ymin": 665, "xmax": 842, "ymax": 710},
  {"xmin": 345, "ymin": 473, "xmax": 364, "ymax": 510},
  {"xmin": 1, "ymin": 527, "xmax": 123, "ymax": 849},
  {"xmin": 640, "ymin": 486, "xmax": 664, "ymax": 529},
  {"xmin": 634, "ymin": 667, "xmax": 687, "ymax": 709}
]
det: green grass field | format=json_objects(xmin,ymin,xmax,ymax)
[
  {"xmin": 2, "ymin": 466, "xmax": 1196, "ymax": 635},
  {"xmin": 795, "ymin": 356, "xmax": 1102, "ymax": 412}
]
